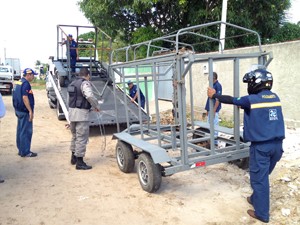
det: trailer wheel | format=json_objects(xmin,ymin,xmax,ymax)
[
  {"xmin": 116, "ymin": 141, "xmax": 135, "ymax": 173},
  {"xmin": 56, "ymin": 101, "xmax": 65, "ymax": 120},
  {"xmin": 137, "ymin": 153, "xmax": 162, "ymax": 193}
]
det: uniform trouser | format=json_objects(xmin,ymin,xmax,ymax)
[
  {"xmin": 70, "ymin": 55, "xmax": 77, "ymax": 73},
  {"xmin": 249, "ymin": 140, "xmax": 283, "ymax": 221},
  {"xmin": 15, "ymin": 111, "xmax": 33, "ymax": 156},
  {"xmin": 69, "ymin": 121, "xmax": 89, "ymax": 157}
]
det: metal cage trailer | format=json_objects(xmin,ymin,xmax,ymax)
[{"xmin": 112, "ymin": 21, "xmax": 274, "ymax": 193}]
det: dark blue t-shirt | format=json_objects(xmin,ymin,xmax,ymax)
[
  {"xmin": 69, "ymin": 40, "xmax": 78, "ymax": 56},
  {"xmin": 232, "ymin": 90, "xmax": 285, "ymax": 142},
  {"xmin": 129, "ymin": 85, "xmax": 145, "ymax": 103},
  {"xmin": 13, "ymin": 77, "xmax": 34, "ymax": 112},
  {"xmin": 205, "ymin": 80, "xmax": 222, "ymax": 112}
]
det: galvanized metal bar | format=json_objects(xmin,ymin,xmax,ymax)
[
  {"xmin": 208, "ymin": 58, "xmax": 216, "ymax": 154},
  {"xmin": 233, "ymin": 58, "xmax": 240, "ymax": 149},
  {"xmin": 152, "ymin": 62, "xmax": 162, "ymax": 147},
  {"xmin": 134, "ymin": 65, "xmax": 144, "ymax": 138}
]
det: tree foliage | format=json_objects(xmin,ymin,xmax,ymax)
[{"xmin": 78, "ymin": 0, "xmax": 299, "ymax": 52}]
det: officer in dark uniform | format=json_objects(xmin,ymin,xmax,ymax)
[
  {"xmin": 62, "ymin": 34, "xmax": 79, "ymax": 73},
  {"xmin": 68, "ymin": 68, "xmax": 100, "ymax": 170},
  {"xmin": 207, "ymin": 67, "xmax": 285, "ymax": 223},
  {"xmin": 13, "ymin": 68, "xmax": 38, "ymax": 157},
  {"xmin": 127, "ymin": 80, "xmax": 145, "ymax": 109}
]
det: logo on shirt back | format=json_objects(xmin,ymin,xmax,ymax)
[{"xmin": 269, "ymin": 109, "xmax": 278, "ymax": 120}]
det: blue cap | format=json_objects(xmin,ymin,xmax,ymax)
[
  {"xmin": 68, "ymin": 34, "xmax": 73, "ymax": 37},
  {"xmin": 127, "ymin": 80, "xmax": 133, "ymax": 85},
  {"xmin": 23, "ymin": 68, "xmax": 37, "ymax": 76}
]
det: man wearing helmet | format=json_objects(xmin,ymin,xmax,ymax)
[{"xmin": 207, "ymin": 67, "xmax": 285, "ymax": 223}]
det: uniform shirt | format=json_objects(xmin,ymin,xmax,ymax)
[
  {"xmin": 129, "ymin": 84, "xmax": 145, "ymax": 103},
  {"xmin": 21, "ymin": 77, "xmax": 35, "ymax": 112},
  {"xmin": 68, "ymin": 40, "xmax": 78, "ymax": 57},
  {"xmin": 232, "ymin": 90, "xmax": 285, "ymax": 142},
  {"xmin": 69, "ymin": 80, "xmax": 99, "ymax": 122},
  {"xmin": 205, "ymin": 80, "xmax": 222, "ymax": 112},
  {"xmin": 13, "ymin": 77, "xmax": 34, "ymax": 113}
]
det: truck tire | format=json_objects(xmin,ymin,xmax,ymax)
[
  {"xmin": 47, "ymin": 91, "xmax": 57, "ymax": 109},
  {"xmin": 137, "ymin": 153, "xmax": 162, "ymax": 193},
  {"xmin": 116, "ymin": 141, "xmax": 135, "ymax": 173},
  {"xmin": 56, "ymin": 101, "xmax": 65, "ymax": 120},
  {"xmin": 9, "ymin": 83, "xmax": 13, "ymax": 95},
  {"xmin": 59, "ymin": 76, "xmax": 65, "ymax": 87}
]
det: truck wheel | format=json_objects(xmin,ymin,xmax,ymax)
[
  {"xmin": 229, "ymin": 158, "xmax": 249, "ymax": 170},
  {"xmin": 9, "ymin": 84, "xmax": 13, "ymax": 95},
  {"xmin": 116, "ymin": 141, "xmax": 135, "ymax": 173},
  {"xmin": 137, "ymin": 153, "xmax": 162, "ymax": 193},
  {"xmin": 47, "ymin": 91, "xmax": 57, "ymax": 109},
  {"xmin": 228, "ymin": 136, "xmax": 249, "ymax": 170},
  {"xmin": 59, "ymin": 76, "xmax": 65, "ymax": 87},
  {"xmin": 56, "ymin": 101, "xmax": 65, "ymax": 120}
]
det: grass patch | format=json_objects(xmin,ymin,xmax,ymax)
[
  {"xmin": 31, "ymin": 79, "xmax": 46, "ymax": 90},
  {"xmin": 219, "ymin": 118, "xmax": 234, "ymax": 128}
]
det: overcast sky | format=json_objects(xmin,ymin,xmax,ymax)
[{"xmin": 0, "ymin": 0, "xmax": 299, "ymax": 69}]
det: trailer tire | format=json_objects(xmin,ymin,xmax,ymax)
[
  {"xmin": 137, "ymin": 153, "xmax": 162, "ymax": 193},
  {"xmin": 56, "ymin": 101, "xmax": 65, "ymax": 120},
  {"xmin": 116, "ymin": 141, "xmax": 135, "ymax": 173}
]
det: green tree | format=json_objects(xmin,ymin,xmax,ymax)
[
  {"xmin": 35, "ymin": 60, "xmax": 41, "ymax": 66},
  {"xmin": 79, "ymin": 0, "xmax": 296, "ymax": 52},
  {"xmin": 271, "ymin": 23, "xmax": 300, "ymax": 43}
]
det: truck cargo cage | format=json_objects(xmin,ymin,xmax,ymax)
[
  {"xmin": 46, "ymin": 25, "xmax": 149, "ymax": 126},
  {"xmin": 112, "ymin": 21, "xmax": 273, "ymax": 193}
]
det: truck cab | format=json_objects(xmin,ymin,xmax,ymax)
[{"xmin": 0, "ymin": 65, "xmax": 14, "ymax": 94}]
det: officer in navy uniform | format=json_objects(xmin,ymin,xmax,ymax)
[
  {"xmin": 12, "ymin": 68, "xmax": 38, "ymax": 158},
  {"xmin": 207, "ymin": 67, "xmax": 285, "ymax": 223},
  {"xmin": 68, "ymin": 68, "xmax": 100, "ymax": 170},
  {"xmin": 62, "ymin": 34, "xmax": 79, "ymax": 73},
  {"xmin": 127, "ymin": 80, "xmax": 145, "ymax": 109}
]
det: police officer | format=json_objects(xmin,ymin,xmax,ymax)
[
  {"xmin": 12, "ymin": 68, "xmax": 38, "ymax": 157},
  {"xmin": 68, "ymin": 68, "xmax": 100, "ymax": 170},
  {"xmin": 62, "ymin": 34, "xmax": 79, "ymax": 73},
  {"xmin": 207, "ymin": 67, "xmax": 285, "ymax": 223}
]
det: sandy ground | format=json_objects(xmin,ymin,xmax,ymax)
[{"xmin": 0, "ymin": 89, "xmax": 299, "ymax": 225}]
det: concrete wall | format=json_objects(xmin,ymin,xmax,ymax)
[{"xmin": 185, "ymin": 40, "xmax": 300, "ymax": 128}]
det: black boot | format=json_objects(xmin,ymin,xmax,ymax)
[
  {"xmin": 71, "ymin": 152, "xmax": 77, "ymax": 165},
  {"xmin": 76, "ymin": 157, "xmax": 92, "ymax": 170}
]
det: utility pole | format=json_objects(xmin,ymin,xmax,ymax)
[{"xmin": 219, "ymin": 0, "xmax": 228, "ymax": 53}]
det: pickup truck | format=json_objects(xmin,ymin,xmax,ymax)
[{"xmin": 0, "ymin": 65, "xmax": 14, "ymax": 94}]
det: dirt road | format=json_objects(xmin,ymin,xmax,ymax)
[{"xmin": 0, "ymin": 90, "xmax": 299, "ymax": 225}]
